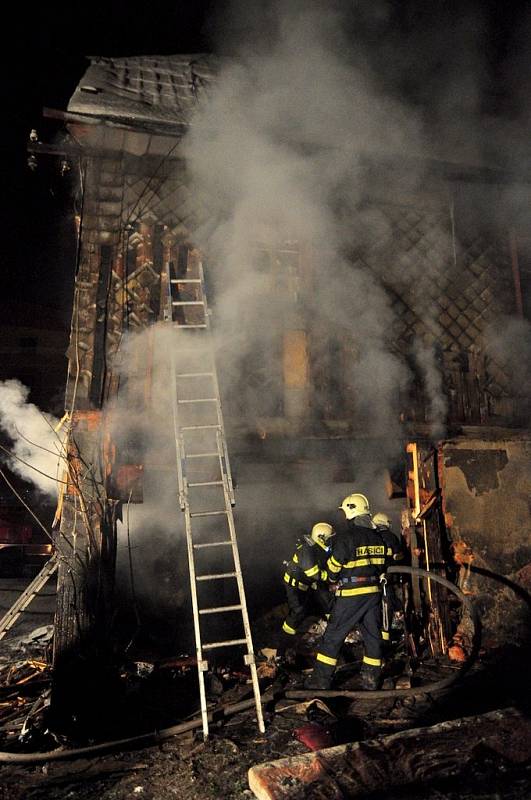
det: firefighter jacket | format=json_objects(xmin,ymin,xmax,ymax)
[
  {"xmin": 283, "ymin": 536, "xmax": 331, "ymax": 592},
  {"xmin": 376, "ymin": 526, "xmax": 406, "ymax": 565},
  {"xmin": 326, "ymin": 520, "xmax": 401, "ymax": 598}
]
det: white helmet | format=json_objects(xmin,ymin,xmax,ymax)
[
  {"xmin": 373, "ymin": 512, "xmax": 392, "ymax": 529},
  {"xmin": 339, "ymin": 493, "xmax": 370, "ymax": 520},
  {"xmin": 310, "ymin": 522, "xmax": 335, "ymax": 547}
]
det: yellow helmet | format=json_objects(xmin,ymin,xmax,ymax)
[
  {"xmin": 373, "ymin": 512, "xmax": 392, "ymax": 529},
  {"xmin": 310, "ymin": 522, "xmax": 335, "ymax": 548},
  {"xmin": 339, "ymin": 493, "xmax": 370, "ymax": 520}
]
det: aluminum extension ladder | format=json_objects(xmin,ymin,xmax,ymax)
[
  {"xmin": 0, "ymin": 555, "xmax": 57, "ymax": 641},
  {"xmin": 165, "ymin": 253, "xmax": 264, "ymax": 739}
]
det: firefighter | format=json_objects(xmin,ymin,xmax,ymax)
[
  {"xmin": 277, "ymin": 522, "xmax": 336, "ymax": 662},
  {"xmin": 304, "ymin": 493, "xmax": 401, "ymax": 691},
  {"xmin": 372, "ymin": 512, "xmax": 405, "ymax": 645},
  {"xmin": 372, "ymin": 512, "xmax": 405, "ymax": 563}
]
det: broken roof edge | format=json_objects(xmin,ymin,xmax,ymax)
[
  {"xmin": 67, "ymin": 53, "xmax": 219, "ymax": 131},
  {"xmin": 69, "ymin": 109, "xmax": 189, "ymax": 138},
  {"xmin": 65, "ymin": 53, "xmax": 531, "ymax": 183}
]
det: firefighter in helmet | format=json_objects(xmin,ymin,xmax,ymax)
[
  {"xmin": 372, "ymin": 512, "xmax": 405, "ymax": 567},
  {"xmin": 372, "ymin": 511, "xmax": 405, "ymax": 645},
  {"xmin": 304, "ymin": 493, "xmax": 401, "ymax": 691},
  {"xmin": 277, "ymin": 522, "xmax": 336, "ymax": 662},
  {"xmin": 372, "ymin": 511, "xmax": 404, "ymax": 559}
]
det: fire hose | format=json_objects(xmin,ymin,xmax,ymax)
[
  {"xmin": 0, "ymin": 566, "xmax": 479, "ymax": 764},
  {"xmin": 286, "ymin": 565, "xmax": 481, "ymax": 701},
  {"xmin": 0, "ymin": 695, "xmax": 262, "ymax": 764}
]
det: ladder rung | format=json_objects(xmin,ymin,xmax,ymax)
[
  {"xmin": 188, "ymin": 480, "xmax": 224, "ymax": 487},
  {"xmin": 173, "ymin": 324, "xmax": 207, "ymax": 329},
  {"xmin": 177, "ymin": 398, "xmax": 217, "ymax": 404},
  {"xmin": 176, "ymin": 372, "xmax": 214, "ymax": 378},
  {"xmin": 181, "ymin": 425, "xmax": 220, "ymax": 431},
  {"xmin": 172, "ymin": 301, "xmax": 205, "ymax": 306},
  {"xmin": 196, "ymin": 572, "xmax": 237, "ymax": 581},
  {"xmin": 186, "ymin": 452, "xmax": 219, "ymax": 459},
  {"xmin": 171, "ymin": 278, "xmax": 201, "ymax": 283},
  {"xmin": 199, "ymin": 604, "xmax": 242, "ymax": 615},
  {"xmin": 190, "ymin": 510, "xmax": 227, "ymax": 517},
  {"xmin": 193, "ymin": 541, "xmax": 232, "ymax": 549},
  {"xmin": 202, "ymin": 638, "xmax": 248, "ymax": 650}
]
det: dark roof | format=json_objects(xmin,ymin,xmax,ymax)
[{"xmin": 68, "ymin": 54, "xmax": 218, "ymax": 130}]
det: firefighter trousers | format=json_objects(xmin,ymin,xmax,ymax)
[
  {"xmin": 311, "ymin": 593, "xmax": 383, "ymax": 683},
  {"xmin": 279, "ymin": 585, "xmax": 334, "ymax": 654}
]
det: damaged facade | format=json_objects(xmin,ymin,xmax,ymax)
[{"xmin": 32, "ymin": 54, "xmax": 531, "ymax": 719}]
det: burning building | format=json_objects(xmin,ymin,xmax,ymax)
[{"xmin": 24, "ymin": 45, "xmax": 531, "ymax": 728}]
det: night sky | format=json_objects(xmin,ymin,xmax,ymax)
[
  {"xmin": 1, "ymin": 0, "xmax": 530, "ymax": 318},
  {"xmin": 2, "ymin": 0, "xmax": 213, "ymax": 318}
]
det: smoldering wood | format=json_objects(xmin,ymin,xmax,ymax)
[{"xmin": 248, "ymin": 707, "xmax": 531, "ymax": 800}]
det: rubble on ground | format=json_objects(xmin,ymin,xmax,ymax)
[
  {"xmin": 0, "ymin": 659, "xmax": 51, "ymax": 750},
  {"xmin": 249, "ymin": 708, "xmax": 531, "ymax": 800},
  {"xmin": 0, "ymin": 614, "xmax": 529, "ymax": 799}
]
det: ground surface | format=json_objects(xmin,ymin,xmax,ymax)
[
  {"xmin": 0, "ymin": 704, "xmax": 530, "ymax": 800},
  {"xmin": 0, "ymin": 573, "xmax": 530, "ymax": 799}
]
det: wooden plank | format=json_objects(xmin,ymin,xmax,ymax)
[{"xmin": 248, "ymin": 708, "xmax": 531, "ymax": 800}]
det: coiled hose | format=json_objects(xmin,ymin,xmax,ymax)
[{"xmin": 286, "ymin": 565, "xmax": 481, "ymax": 701}]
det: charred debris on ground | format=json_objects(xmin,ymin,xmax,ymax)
[{"xmin": 0, "ymin": 597, "xmax": 530, "ymax": 799}]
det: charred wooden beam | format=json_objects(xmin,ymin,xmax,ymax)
[
  {"xmin": 51, "ymin": 410, "xmax": 119, "ymax": 733},
  {"xmin": 89, "ymin": 244, "xmax": 113, "ymax": 407},
  {"xmin": 248, "ymin": 708, "xmax": 531, "ymax": 800},
  {"xmin": 53, "ymin": 154, "xmax": 125, "ymax": 729}
]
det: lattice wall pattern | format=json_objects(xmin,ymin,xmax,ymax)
[
  {"xmin": 123, "ymin": 165, "xmax": 211, "ymax": 242},
  {"xmin": 117, "ymin": 168, "xmax": 520, "ymax": 422},
  {"xmin": 351, "ymin": 202, "xmax": 516, "ymax": 409}
]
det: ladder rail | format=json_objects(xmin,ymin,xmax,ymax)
[
  {"xmin": 221, "ymin": 484, "xmax": 265, "ymax": 733},
  {"xmin": 168, "ymin": 255, "xmax": 264, "ymax": 738},
  {"xmin": 184, "ymin": 502, "xmax": 210, "ymax": 738},
  {"xmin": 0, "ymin": 555, "xmax": 58, "ymax": 641},
  {"xmin": 169, "ymin": 346, "xmax": 208, "ymax": 734},
  {"xmin": 198, "ymin": 262, "xmax": 236, "ymax": 506},
  {"xmin": 170, "ymin": 350, "xmax": 188, "ymax": 512},
  {"xmin": 167, "ymin": 256, "xmax": 188, "ymax": 512}
]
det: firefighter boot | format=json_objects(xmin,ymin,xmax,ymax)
[
  {"xmin": 275, "ymin": 647, "xmax": 297, "ymax": 669},
  {"xmin": 304, "ymin": 672, "xmax": 332, "ymax": 691},
  {"xmin": 304, "ymin": 660, "xmax": 334, "ymax": 691},
  {"xmin": 360, "ymin": 666, "xmax": 381, "ymax": 691}
]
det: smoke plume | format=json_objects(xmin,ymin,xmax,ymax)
[
  {"xmin": 108, "ymin": 1, "xmax": 531, "ymax": 626},
  {"xmin": 413, "ymin": 341, "xmax": 447, "ymax": 438},
  {"xmin": 181, "ymin": 0, "xmax": 432, "ymax": 451},
  {"xmin": 0, "ymin": 379, "xmax": 63, "ymax": 496}
]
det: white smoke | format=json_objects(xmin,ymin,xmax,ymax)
[
  {"xmin": 102, "ymin": 1, "xmax": 529, "ymax": 621},
  {"xmin": 181, "ymin": 0, "xmax": 433, "ymax": 451},
  {"xmin": 413, "ymin": 340, "xmax": 447, "ymax": 438},
  {"xmin": 484, "ymin": 316, "xmax": 531, "ymax": 422},
  {"xmin": 0, "ymin": 379, "xmax": 63, "ymax": 497}
]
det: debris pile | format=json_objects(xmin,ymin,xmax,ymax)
[
  {"xmin": 0, "ymin": 659, "xmax": 50, "ymax": 748},
  {"xmin": 0, "ymin": 603, "xmax": 529, "ymax": 800}
]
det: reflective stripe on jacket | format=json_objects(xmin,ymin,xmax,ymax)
[
  {"xmin": 284, "ymin": 537, "xmax": 330, "ymax": 589},
  {"xmin": 326, "ymin": 520, "xmax": 401, "ymax": 596}
]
